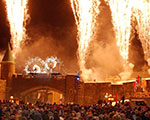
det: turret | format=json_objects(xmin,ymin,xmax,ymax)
[{"xmin": 1, "ymin": 43, "xmax": 15, "ymax": 87}]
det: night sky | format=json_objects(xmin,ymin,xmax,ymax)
[
  {"xmin": 0, "ymin": 0, "xmax": 77, "ymax": 50},
  {"xmin": 0, "ymin": 0, "xmax": 79, "ymax": 72},
  {"xmin": 0, "ymin": 0, "xmax": 147, "ymax": 73}
]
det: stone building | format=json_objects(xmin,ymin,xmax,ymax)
[{"xmin": 1, "ymin": 44, "xmax": 150, "ymax": 104}]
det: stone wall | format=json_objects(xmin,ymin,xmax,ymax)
[
  {"xmin": 2, "ymin": 72, "xmax": 150, "ymax": 104},
  {"xmin": 77, "ymin": 80, "xmax": 150, "ymax": 105},
  {"xmin": 0, "ymin": 80, "xmax": 6, "ymax": 101},
  {"xmin": 64, "ymin": 75, "xmax": 76, "ymax": 104},
  {"xmin": 76, "ymin": 82, "xmax": 84, "ymax": 104},
  {"xmin": 83, "ymin": 83, "xmax": 112, "ymax": 104},
  {"xmin": 1, "ymin": 62, "xmax": 15, "ymax": 81}
]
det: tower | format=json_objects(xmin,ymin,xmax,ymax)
[{"xmin": 0, "ymin": 43, "xmax": 15, "ymax": 99}]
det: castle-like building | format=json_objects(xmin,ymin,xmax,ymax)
[
  {"xmin": 0, "ymin": 44, "xmax": 15, "ymax": 100},
  {"xmin": 0, "ymin": 44, "xmax": 150, "ymax": 104}
]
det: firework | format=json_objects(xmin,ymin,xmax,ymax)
[
  {"xmin": 132, "ymin": 0, "xmax": 150, "ymax": 62},
  {"xmin": 45, "ymin": 57, "xmax": 58, "ymax": 70},
  {"xmin": 105, "ymin": 0, "xmax": 133, "ymax": 62},
  {"xmin": 24, "ymin": 57, "xmax": 62, "ymax": 74},
  {"xmin": 4, "ymin": 0, "xmax": 29, "ymax": 56},
  {"xmin": 71, "ymin": 0, "xmax": 100, "ymax": 81},
  {"xmin": 24, "ymin": 57, "xmax": 46, "ymax": 74}
]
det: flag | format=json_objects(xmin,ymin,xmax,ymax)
[
  {"xmin": 138, "ymin": 76, "xmax": 141, "ymax": 88},
  {"xmin": 116, "ymin": 92, "xmax": 118, "ymax": 103},
  {"xmin": 133, "ymin": 82, "xmax": 136, "ymax": 88}
]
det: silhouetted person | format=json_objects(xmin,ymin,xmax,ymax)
[{"xmin": 122, "ymin": 96, "xmax": 125, "ymax": 104}]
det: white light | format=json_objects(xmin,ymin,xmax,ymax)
[
  {"xmin": 24, "ymin": 56, "xmax": 63, "ymax": 74},
  {"xmin": 10, "ymin": 96, "xmax": 13, "ymax": 99}
]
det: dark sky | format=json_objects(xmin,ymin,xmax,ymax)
[
  {"xmin": 0, "ymin": 0, "xmax": 76, "ymax": 50},
  {"xmin": 0, "ymin": 0, "xmax": 79, "ymax": 72},
  {"xmin": 0, "ymin": 0, "xmax": 147, "ymax": 73},
  {"xmin": 0, "ymin": 0, "xmax": 10, "ymax": 49}
]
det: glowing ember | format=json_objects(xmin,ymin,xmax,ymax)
[
  {"xmin": 105, "ymin": 0, "xmax": 133, "ymax": 62},
  {"xmin": 4, "ymin": 0, "xmax": 29, "ymax": 56},
  {"xmin": 71, "ymin": 0, "xmax": 100, "ymax": 81}
]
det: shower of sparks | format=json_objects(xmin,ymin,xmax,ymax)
[
  {"xmin": 24, "ymin": 57, "xmax": 62, "ymax": 74},
  {"xmin": 33, "ymin": 64, "xmax": 41, "ymax": 73},
  {"xmin": 4, "ymin": 0, "xmax": 29, "ymax": 56},
  {"xmin": 132, "ymin": 0, "xmax": 150, "ymax": 62},
  {"xmin": 71, "ymin": 0, "xmax": 100, "ymax": 80},
  {"xmin": 105, "ymin": 0, "xmax": 133, "ymax": 62},
  {"xmin": 24, "ymin": 57, "xmax": 46, "ymax": 74},
  {"xmin": 45, "ymin": 57, "xmax": 58, "ymax": 70}
]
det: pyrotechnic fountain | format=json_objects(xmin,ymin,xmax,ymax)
[
  {"xmin": 71, "ymin": 0, "xmax": 150, "ymax": 82},
  {"xmin": 104, "ymin": 0, "xmax": 135, "ymax": 81},
  {"xmin": 131, "ymin": 0, "xmax": 150, "ymax": 74},
  {"xmin": 70, "ymin": 0, "xmax": 100, "ymax": 81},
  {"xmin": 3, "ymin": 0, "xmax": 150, "ymax": 83},
  {"xmin": 105, "ymin": 0, "xmax": 133, "ymax": 62},
  {"xmin": 4, "ymin": 0, "xmax": 29, "ymax": 56}
]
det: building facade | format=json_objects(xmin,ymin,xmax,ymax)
[{"xmin": 1, "ymin": 45, "xmax": 150, "ymax": 104}]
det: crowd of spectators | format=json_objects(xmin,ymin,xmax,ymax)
[{"xmin": 0, "ymin": 100, "xmax": 150, "ymax": 120}]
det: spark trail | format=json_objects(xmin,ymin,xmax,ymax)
[
  {"xmin": 4, "ymin": 0, "xmax": 29, "ymax": 56},
  {"xmin": 24, "ymin": 57, "xmax": 62, "ymax": 74},
  {"xmin": 105, "ymin": 0, "xmax": 133, "ymax": 62},
  {"xmin": 132, "ymin": 0, "xmax": 150, "ymax": 63},
  {"xmin": 71, "ymin": 0, "xmax": 100, "ymax": 81}
]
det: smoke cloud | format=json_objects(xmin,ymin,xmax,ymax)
[
  {"xmin": 15, "ymin": 25, "xmax": 79, "ymax": 73},
  {"xmin": 80, "ymin": 3, "xmax": 123, "ymax": 82},
  {"xmin": 0, "ymin": 0, "xmax": 147, "ymax": 82},
  {"xmin": 80, "ymin": 1, "xmax": 147, "ymax": 82}
]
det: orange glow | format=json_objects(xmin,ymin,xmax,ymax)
[
  {"xmin": 132, "ymin": 0, "xmax": 150, "ymax": 62},
  {"xmin": 10, "ymin": 96, "xmax": 13, "ymax": 99},
  {"xmin": 71, "ymin": 0, "xmax": 100, "ymax": 81},
  {"xmin": 105, "ymin": 0, "xmax": 133, "ymax": 62},
  {"xmin": 105, "ymin": 0, "xmax": 150, "ymax": 69},
  {"xmin": 4, "ymin": 0, "xmax": 29, "ymax": 56},
  {"xmin": 108, "ymin": 98, "xmax": 114, "ymax": 101}
]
